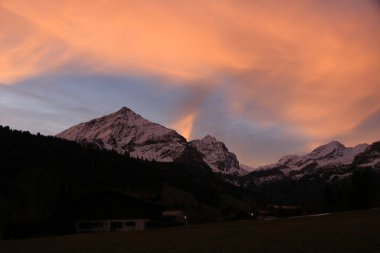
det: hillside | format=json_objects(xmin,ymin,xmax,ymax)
[
  {"xmin": 0, "ymin": 126, "xmax": 254, "ymax": 237},
  {"xmin": 1, "ymin": 124, "xmax": 379, "ymax": 238}
]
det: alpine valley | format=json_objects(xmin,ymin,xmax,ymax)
[
  {"xmin": 57, "ymin": 107, "xmax": 380, "ymax": 211},
  {"xmin": 1, "ymin": 107, "xmax": 380, "ymax": 238},
  {"xmin": 56, "ymin": 107, "xmax": 380, "ymax": 212},
  {"xmin": 57, "ymin": 107, "xmax": 380, "ymax": 183}
]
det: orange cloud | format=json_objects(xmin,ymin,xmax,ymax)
[
  {"xmin": 170, "ymin": 112, "xmax": 196, "ymax": 140},
  {"xmin": 1, "ymin": 1, "xmax": 251, "ymax": 82},
  {"xmin": 1, "ymin": 0, "xmax": 380, "ymax": 151},
  {"xmin": 0, "ymin": 4, "xmax": 74, "ymax": 83}
]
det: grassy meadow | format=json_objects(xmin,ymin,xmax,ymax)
[{"xmin": 1, "ymin": 209, "xmax": 379, "ymax": 253}]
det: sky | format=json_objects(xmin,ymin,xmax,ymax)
[{"xmin": 1, "ymin": 0, "xmax": 380, "ymax": 167}]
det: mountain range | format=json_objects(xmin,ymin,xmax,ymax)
[
  {"xmin": 1, "ymin": 107, "xmax": 379, "ymax": 238},
  {"xmin": 57, "ymin": 107, "xmax": 247, "ymax": 175},
  {"xmin": 239, "ymin": 140, "xmax": 380, "ymax": 189},
  {"xmin": 57, "ymin": 107, "xmax": 380, "ymax": 183}
]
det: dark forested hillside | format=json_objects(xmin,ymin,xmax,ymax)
[
  {"xmin": 0, "ymin": 126, "xmax": 254, "ymax": 237},
  {"xmin": 1, "ymin": 125, "xmax": 378, "ymax": 239},
  {"xmin": 240, "ymin": 165, "xmax": 380, "ymax": 213}
]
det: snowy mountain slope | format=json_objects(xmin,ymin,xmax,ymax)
[
  {"xmin": 307, "ymin": 141, "xmax": 369, "ymax": 167},
  {"xmin": 241, "ymin": 140, "xmax": 377, "ymax": 186},
  {"xmin": 57, "ymin": 107, "xmax": 197, "ymax": 162},
  {"xmin": 269, "ymin": 141, "xmax": 370, "ymax": 175},
  {"xmin": 190, "ymin": 135, "xmax": 247, "ymax": 175},
  {"xmin": 57, "ymin": 107, "xmax": 246, "ymax": 175},
  {"xmin": 354, "ymin": 141, "xmax": 380, "ymax": 168}
]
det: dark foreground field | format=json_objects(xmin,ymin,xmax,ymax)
[{"xmin": 1, "ymin": 209, "xmax": 380, "ymax": 253}]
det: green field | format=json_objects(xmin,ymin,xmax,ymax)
[{"xmin": 1, "ymin": 209, "xmax": 380, "ymax": 253}]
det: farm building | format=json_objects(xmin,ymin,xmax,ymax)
[
  {"xmin": 75, "ymin": 219, "xmax": 146, "ymax": 232},
  {"xmin": 258, "ymin": 205, "xmax": 303, "ymax": 219},
  {"xmin": 162, "ymin": 210, "xmax": 188, "ymax": 225},
  {"xmin": 73, "ymin": 188, "xmax": 165, "ymax": 232}
]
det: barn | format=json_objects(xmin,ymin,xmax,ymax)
[{"xmin": 73, "ymin": 188, "xmax": 165, "ymax": 232}]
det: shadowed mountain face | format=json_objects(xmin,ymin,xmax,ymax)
[{"xmin": 57, "ymin": 107, "xmax": 245, "ymax": 175}]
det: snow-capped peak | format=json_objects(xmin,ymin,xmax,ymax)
[
  {"xmin": 57, "ymin": 107, "xmax": 191, "ymax": 162},
  {"xmin": 308, "ymin": 141, "xmax": 346, "ymax": 160},
  {"xmin": 308, "ymin": 141, "xmax": 369, "ymax": 167},
  {"xmin": 57, "ymin": 107, "xmax": 246, "ymax": 175},
  {"xmin": 255, "ymin": 141, "xmax": 370, "ymax": 176},
  {"xmin": 243, "ymin": 140, "xmax": 376, "ymax": 187},
  {"xmin": 190, "ymin": 135, "xmax": 246, "ymax": 175}
]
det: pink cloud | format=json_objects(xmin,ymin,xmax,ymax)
[{"xmin": 1, "ymin": 0, "xmax": 379, "ymax": 164}]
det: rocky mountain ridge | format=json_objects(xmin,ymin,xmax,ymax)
[
  {"xmin": 241, "ymin": 140, "xmax": 380, "ymax": 186},
  {"xmin": 57, "ymin": 107, "xmax": 245, "ymax": 175},
  {"xmin": 190, "ymin": 135, "xmax": 246, "ymax": 175}
]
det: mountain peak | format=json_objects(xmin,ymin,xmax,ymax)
[
  {"xmin": 118, "ymin": 106, "xmax": 132, "ymax": 113},
  {"xmin": 57, "ymin": 107, "xmax": 190, "ymax": 162},
  {"xmin": 190, "ymin": 135, "xmax": 245, "ymax": 175},
  {"xmin": 242, "ymin": 139, "xmax": 379, "ymax": 188},
  {"xmin": 309, "ymin": 141, "xmax": 346, "ymax": 160},
  {"xmin": 57, "ymin": 108, "xmax": 246, "ymax": 175},
  {"xmin": 114, "ymin": 106, "xmax": 139, "ymax": 117},
  {"xmin": 202, "ymin": 134, "xmax": 217, "ymax": 142},
  {"xmin": 314, "ymin": 140, "xmax": 345, "ymax": 151},
  {"xmin": 326, "ymin": 140, "xmax": 345, "ymax": 148},
  {"xmin": 256, "ymin": 140, "xmax": 370, "ymax": 178}
]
